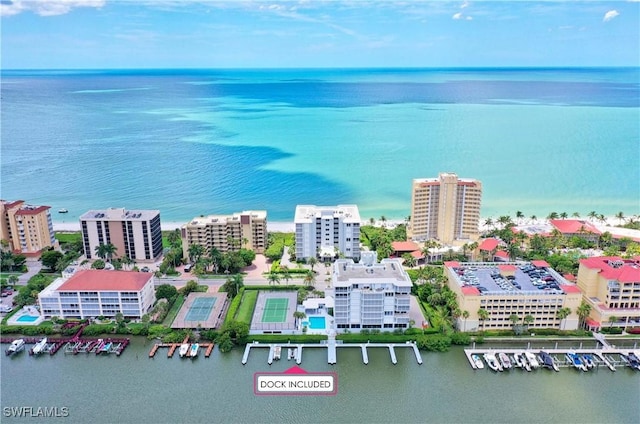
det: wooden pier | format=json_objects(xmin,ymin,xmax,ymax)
[
  {"xmin": 242, "ymin": 340, "xmax": 423, "ymax": 365},
  {"xmin": 148, "ymin": 335, "xmax": 214, "ymax": 359}
]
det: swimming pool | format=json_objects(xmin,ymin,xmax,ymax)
[
  {"xmin": 16, "ymin": 315, "xmax": 39, "ymax": 323},
  {"xmin": 304, "ymin": 316, "xmax": 326, "ymax": 330}
]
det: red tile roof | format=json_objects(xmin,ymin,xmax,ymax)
[
  {"xmin": 563, "ymin": 274, "xmax": 576, "ymax": 282},
  {"xmin": 580, "ymin": 256, "xmax": 640, "ymax": 283},
  {"xmin": 15, "ymin": 205, "xmax": 50, "ymax": 216},
  {"xmin": 560, "ymin": 284, "xmax": 582, "ymax": 294},
  {"xmin": 461, "ymin": 286, "xmax": 480, "ymax": 296},
  {"xmin": 549, "ymin": 219, "xmax": 601, "ymax": 235},
  {"xmin": 478, "ymin": 238, "xmax": 499, "ymax": 251},
  {"xmin": 2, "ymin": 200, "xmax": 24, "ymax": 209},
  {"xmin": 531, "ymin": 260, "xmax": 550, "ymax": 268},
  {"xmin": 495, "ymin": 250, "xmax": 509, "ymax": 259},
  {"xmin": 586, "ymin": 318, "xmax": 601, "ymax": 328},
  {"xmin": 410, "ymin": 250, "xmax": 423, "ymax": 259},
  {"xmin": 391, "ymin": 241, "xmax": 421, "ymax": 252},
  {"xmin": 498, "ymin": 264, "xmax": 516, "ymax": 271},
  {"xmin": 444, "ymin": 261, "xmax": 460, "ymax": 268},
  {"xmin": 58, "ymin": 270, "xmax": 153, "ymax": 292}
]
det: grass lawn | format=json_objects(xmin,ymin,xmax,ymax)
[
  {"xmin": 55, "ymin": 232, "xmax": 82, "ymax": 244},
  {"xmin": 163, "ymin": 295, "xmax": 185, "ymax": 326},
  {"xmin": 235, "ymin": 290, "xmax": 258, "ymax": 323}
]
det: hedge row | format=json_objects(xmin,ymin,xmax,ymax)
[
  {"xmin": 248, "ymin": 334, "xmax": 327, "ymax": 344},
  {"xmin": 224, "ymin": 288, "xmax": 245, "ymax": 325},
  {"xmin": 244, "ymin": 285, "xmax": 304, "ymax": 291}
]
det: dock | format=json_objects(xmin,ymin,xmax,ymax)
[
  {"xmin": 241, "ymin": 341, "xmax": 423, "ymax": 365},
  {"xmin": 1, "ymin": 337, "xmax": 130, "ymax": 357},
  {"xmin": 463, "ymin": 345, "xmax": 639, "ymax": 372},
  {"xmin": 148, "ymin": 335, "xmax": 214, "ymax": 359}
]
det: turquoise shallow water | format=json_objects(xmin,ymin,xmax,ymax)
[{"xmin": 1, "ymin": 68, "xmax": 638, "ymax": 222}]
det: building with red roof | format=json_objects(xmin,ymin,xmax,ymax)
[
  {"xmin": 1, "ymin": 200, "xmax": 58, "ymax": 255},
  {"xmin": 549, "ymin": 219, "xmax": 601, "ymax": 243},
  {"xmin": 38, "ymin": 270, "xmax": 156, "ymax": 319},
  {"xmin": 444, "ymin": 260, "xmax": 582, "ymax": 332},
  {"xmin": 577, "ymin": 256, "xmax": 640, "ymax": 331}
]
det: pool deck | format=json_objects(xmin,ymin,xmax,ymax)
[{"xmin": 7, "ymin": 306, "xmax": 44, "ymax": 326}]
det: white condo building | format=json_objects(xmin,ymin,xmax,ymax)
[
  {"xmin": 80, "ymin": 208, "xmax": 163, "ymax": 262},
  {"xmin": 294, "ymin": 205, "xmax": 361, "ymax": 261},
  {"xmin": 332, "ymin": 252, "xmax": 412, "ymax": 331},
  {"xmin": 38, "ymin": 270, "xmax": 155, "ymax": 319}
]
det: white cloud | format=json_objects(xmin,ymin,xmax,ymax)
[
  {"xmin": 1, "ymin": 0, "xmax": 105, "ymax": 17},
  {"xmin": 461, "ymin": 1, "xmax": 470, "ymax": 9},
  {"xmin": 603, "ymin": 9, "xmax": 620, "ymax": 22},
  {"xmin": 452, "ymin": 12, "xmax": 462, "ymax": 20},
  {"xmin": 453, "ymin": 11, "xmax": 472, "ymax": 20}
]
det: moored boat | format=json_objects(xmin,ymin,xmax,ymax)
[
  {"xmin": 623, "ymin": 352, "xmax": 640, "ymax": 371},
  {"xmin": 524, "ymin": 351, "xmax": 540, "ymax": 369},
  {"xmin": 100, "ymin": 341, "xmax": 112, "ymax": 354},
  {"xmin": 189, "ymin": 343, "xmax": 199, "ymax": 359},
  {"xmin": 179, "ymin": 343, "xmax": 190, "ymax": 358},
  {"xmin": 483, "ymin": 353, "xmax": 503, "ymax": 372},
  {"xmin": 6, "ymin": 339, "xmax": 26, "ymax": 356},
  {"xmin": 58, "ymin": 208, "xmax": 68, "ymax": 213},
  {"xmin": 273, "ymin": 346, "xmax": 281, "ymax": 360},
  {"xmin": 31, "ymin": 337, "xmax": 48, "ymax": 355},
  {"xmin": 287, "ymin": 348, "xmax": 295, "ymax": 360},
  {"xmin": 582, "ymin": 354, "xmax": 595, "ymax": 370},
  {"xmin": 539, "ymin": 351, "xmax": 560, "ymax": 372},
  {"xmin": 498, "ymin": 352, "xmax": 512, "ymax": 370},
  {"xmin": 471, "ymin": 354, "xmax": 484, "ymax": 369},
  {"xmin": 566, "ymin": 351, "xmax": 587, "ymax": 372}
]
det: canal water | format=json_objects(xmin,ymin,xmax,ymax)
[{"xmin": 1, "ymin": 337, "xmax": 638, "ymax": 423}]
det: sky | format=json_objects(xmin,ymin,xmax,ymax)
[{"xmin": 1, "ymin": 0, "xmax": 639, "ymax": 68}]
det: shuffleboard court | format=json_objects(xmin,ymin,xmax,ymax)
[
  {"xmin": 185, "ymin": 297, "xmax": 216, "ymax": 322},
  {"xmin": 261, "ymin": 298, "xmax": 289, "ymax": 323}
]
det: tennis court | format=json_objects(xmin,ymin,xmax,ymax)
[
  {"xmin": 261, "ymin": 298, "xmax": 289, "ymax": 323},
  {"xmin": 185, "ymin": 297, "xmax": 216, "ymax": 322}
]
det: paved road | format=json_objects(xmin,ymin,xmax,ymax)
[{"xmin": 18, "ymin": 258, "xmax": 42, "ymax": 285}]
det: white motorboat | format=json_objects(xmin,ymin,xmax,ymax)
[
  {"xmin": 582, "ymin": 354, "xmax": 595, "ymax": 370},
  {"xmin": 189, "ymin": 343, "xmax": 199, "ymax": 359},
  {"xmin": 179, "ymin": 343, "xmax": 190, "ymax": 358},
  {"xmin": 565, "ymin": 351, "xmax": 587, "ymax": 372},
  {"xmin": 539, "ymin": 351, "xmax": 560, "ymax": 372},
  {"xmin": 6, "ymin": 339, "xmax": 25, "ymax": 356},
  {"xmin": 524, "ymin": 351, "xmax": 540, "ymax": 369},
  {"xmin": 483, "ymin": 353, "xmax": 503, "ymax": 372},
  {"xmin": 471, "ymin": 354, "xmax": 484, "ymax": 369},
  {"xmin": 498, "ymin": 352, "xmax": 512, "ymax": 370},
  {"xmin": 32, "ymin": 338, "xmax": 48, "ymax": 355},
  {"xmin": 287, "ymin": 348, "xmax": 295, "ymax": 360},
  {"xmin": 273, "ymin": 346, "xmax": 281, "ymax": 361}
]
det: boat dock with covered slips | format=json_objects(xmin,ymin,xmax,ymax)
[
  {"xmin": 241, "ymin": 340, "xmax": 423, "ymax": 366},
  {"xmin": 464, "ymin": 343, "xmax": 640, "ymax": 373}
]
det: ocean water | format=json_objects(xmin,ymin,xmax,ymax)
[{"xmin": 1, "ymin": 68, "xmax": 638, "ymax": 223}]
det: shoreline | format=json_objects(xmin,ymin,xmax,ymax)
[{"xmin": 52, "ymin": 216, "xmax": 636, "ymax": 235}]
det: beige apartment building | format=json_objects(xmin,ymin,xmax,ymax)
[
  {"xmin": 576, "ymin": 256, "xmax": 640, "ymax": 330},
  {"xmin": 445, "ymin": 260, "xmax": 582, "ymax": 332},
  {"xmin": 80, "ymin": 208, "xmax": 163, "ymax": 262},
  {"xmin": 181, "ymin": 210, "xmax": 267, "ymax": 258},
  {"xmin": 408, "ymin": 173, "xmax": 482, "ymax": 245},
  {"xmin": 0, "ymin": 200, "xmax": 58, "ymax": 254}
]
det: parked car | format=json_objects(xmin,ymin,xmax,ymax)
[
  {"xmin": 184, "ymin": 263, "xmax": 193, "ymax": 272},
  {"xmin": 141, "ymin": 266, "xmax": 150, "ymax": 272}
]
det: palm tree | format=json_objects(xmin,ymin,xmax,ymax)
[
  {"xmin": 303, "ymin": 270, "xmax": 316, "ymax": 287},
  {"xmin": 267, "ymin": 272, "xmax": 280, "ymax": 286},
  {"xmin": 523, "ymin": 314, "xmax": 534, "ymax": 329},
  {"xmin": 530, "ymin": 215, "xmax": 537, "ymax": 224},
  {"xmin": 293, "ymin": 311, "xmax": 306, "ymax": 326},
  {"xmin": 187, "ymin": 243, "xmax": 205, "ymax": 264},
  {"xmin": 120, "ymin": 255, "xmax": 133, "ymax": 271},
  {"xmin": 560, "ymin": 212, "xmax": 568, "ymax": 219},
  {"xmin": 224, "ymin": 274, "xmax": 244, "ymax": 299},
  {"xmin": 547, "ymin": 211, "xmax": 559, "ymax": 220},
  {"xmin": 509, "ymin": 314, "xmax": 520, "ymax": 329},
  {"xmin": 467, "ymin": 241, "xmax": 478, "ymax": 261},
  {"xmin": 478, "ymin": 308, "xmax": 489, "ymax": 331},
  {"xmin": 608, "ymin": 315, "xmax": 617, "ymax": 329},
  {"xmin": 307, "ymin": 257, "xmax": 318, "ymax": 273},
  {"xmin": 369, "ymin": 217, "xmax": 375, "ymax": 225},
  {"xmin": 167, "ymin": 229, "xmax": 181, "ymax": 249},
  {"xmin": 95, "ymin": 243, "xmax": 117, "ymax": 262},
  {"xmin": 484, "ymin": 218, "xmax": 494, "ymax": 230},
  {"xmin": 281, "ymin": 266, "xmax": 292, "ymax": 285},
  {"xmin": 576, "ymin": 301, "xmax": 592, "ymax": 329},
  {"xmin": 402, "ymin": 253, "xmax": 416, "ymax": 268},
  {"xmin": 572, "ymin": 212, "xmax": 581, "ymax": 218},
  {"xmin": 615, "ymin": 211, "xmax": 625, "ymax": 225},
  {"xmin": 556, "ymin": 307, "xmax": 571, "ymax": 330},
  {"xmin": 587, "ymin": 211, "xmax": 598, "ymax": 222},
  {"xmin": 516, "ymin": 211, "xmax": 524, "ymax": 224},
  {"xmin": 462, "ymin": 310, "xmax": 470, "ymax": 332},
  {"xmin": 380, "ymin": 215, "xmax": 387, "ymax": 227}
]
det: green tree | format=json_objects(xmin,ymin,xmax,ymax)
[
  {"xmin": 523, "ymin": 314, "xmax": 534, "ymax": 328},
  {"xmin": 156, "ymin": 284, "xmax": 178, "ymax": 301},
  {"xmin": 556, "ymin": 307, "xmax": 571, "ymax": 330},
  {"xmin": 307, "ymin": 257, "xmax": 318, "ymax": 272},
  {"xmin": 167, "ymin": 229, "xmax": 181, "ymax": 249},
  {"xmin": 187, "ymin": 244, "xmax": 205, "ymax": 264},
  {"xmin": 608, "ymin": 315, "xmax": 617, "ymax": 329},
  {"xmin": 40, "ymin": 250, "xmax": 63, "ymax": 270},
  {"xmin": 281, "ymin": 266, "xmax": 292, "ymax": 285},
  {"xmin": 303, "ymin": 270, "xmax": 316, "ymax": 287},
  {"xmin": 222, "ymin": 274, "xmax": 244, "ymax": 299},
  {"xmin": 293, "ymin": 311, "xmax": 306, "ymax": 326},
  {"xmin": 478, "ymin": 308, "xmax": 489, "ymax": 331},
  {"xmin": 576, "ymin": 301, "xmax": 592, "ymax": 329},
  {"xmin": 181, "ymin": 280, "xmax": 199, "ymax": 296},
  {"xmin": 461, "ymin": 310, "xmax": 470, "ymax": 332},
  {"xmin": 402, "ymin": 253, "xmax": 417, "ymax": 268},
  {"xmin": 267, "ymin": 272, "xmax": 281, "ymax": 286},
  {"xmin": 615, "ymin": 211, "xmax": 625, "ymax": 225},
  {"xmin": 509, "ymin": 314, "xmax": 520, "ymax": 328},
  {"xmin": 95, "ymin": 243, "xmax": 117, "ymax": 262}
]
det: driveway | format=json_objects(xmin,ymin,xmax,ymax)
[{"xmin": 18, "ymin": 258, "xmax": 42, "ymax": 285}]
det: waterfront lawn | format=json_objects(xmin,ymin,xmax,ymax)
[
  {"xmin": 54, "ymin": 232, "xmax": 82, "ymax": 244},
  {"xmin": 163, "ymin": 295, "xmax": 185, "ymax": 326},
  {"xmin": 235, "ymin": 290, "xmax": 258, "ymax": 323}
]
